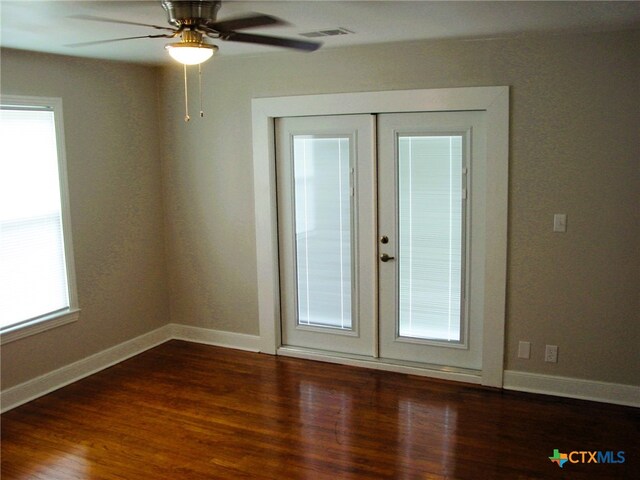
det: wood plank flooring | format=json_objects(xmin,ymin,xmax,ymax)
[{"xmin": 1, "ymin": 340, "xmax": 638, "ymax": 479}]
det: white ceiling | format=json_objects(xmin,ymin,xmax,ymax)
[{"xmin": 2, "ymin": 0, "xmax": 640, "ymax": 65}]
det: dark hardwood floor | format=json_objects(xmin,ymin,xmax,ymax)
[{"xmin": 1, "ymin": 340, "xmax": 638, "ymax": 479}]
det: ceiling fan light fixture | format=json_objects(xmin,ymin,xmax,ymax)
[{"xmin": 165, "ymin": 42, "xmax": 218, "ymax": 65}]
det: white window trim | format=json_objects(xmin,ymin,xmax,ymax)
[
  {"xmin": 251, "ymin": 87, "xmax": 509, "ymax": 387},
  {"xmin": 0, "ymin": 95, "xmax": 80, "ymax": 345}
]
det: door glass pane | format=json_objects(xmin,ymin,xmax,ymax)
[
  {"xmin": 398, "ymin": 135, "xmax": 463, "ymax": 342},
  {"xmin": 293, "ymin": 136, "xmax": 352, "ymax": 330}
]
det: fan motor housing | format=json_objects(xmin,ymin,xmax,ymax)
[{"xmin": 161, "ymin": 0, "xmax": 221, "ymax": 26}]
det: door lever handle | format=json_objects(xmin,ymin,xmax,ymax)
[{"xmin": 380, "ymin": 253, "xmax": 395, "ymax": 262}]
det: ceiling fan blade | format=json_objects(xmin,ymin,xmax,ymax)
[
  {"xmin": 69, "ymin": 14, "xmax": 176, "ymax": 32},
  {"xmin": 207, "ymin": 13, "xmax": 285, "ymax": 32},
  {"xmin": 66, "ymin": 34, "xmax": 175, "ymax": 48},
  {"xmin": 221, "ymin": 32, "xmax": 321, "ymax": 52}
]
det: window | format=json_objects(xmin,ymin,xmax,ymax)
[{"xmin": 0, "ymin": 95, "xmax": 79, "ymax": 344}]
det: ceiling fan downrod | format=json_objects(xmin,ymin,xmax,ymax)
[{"xmin": 161, "ymin": 0, "xmax": 221, "ymax": 26}]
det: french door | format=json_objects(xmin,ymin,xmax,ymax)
[
  {"xmin": 377, "ymin": 112, "xmax": 485, "ymax": 370},
  {"xmin": 276, "ymin": 115, "xmax": 376, "ymax": 356},
  {"xmin": 276, "ymin": 111, "xmax": 486, "ymax": 371}
]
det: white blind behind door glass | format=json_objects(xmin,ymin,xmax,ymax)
[
  {"xmin": 0, "ymin": 107, "xmax": 70, "ymax": 328},
  {"xmin": 398, "ymin": 135, "xmax": 463, "ymax": 342},
  {"xmin": 293, "ymin": 136, "xmax": 353, "ymax": 330}
]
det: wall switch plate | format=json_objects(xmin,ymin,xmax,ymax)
[
  {"xmin": 518, "ymin": 341, "xmax": 531, "ymax": 359},
  {"xmin": 545, "ymin": 345, "xmax": 559, "ymax": 363},
  {"xmin": 553, "ymin": 214, "xmax": 567, "ymax": 232}
]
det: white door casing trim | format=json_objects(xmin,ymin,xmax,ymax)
[{"xmin": 251, "ymin": 87, "xmax": 509, "ymax": 387}]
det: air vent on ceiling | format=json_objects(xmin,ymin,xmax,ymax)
[{"xmin": 299, "ymin": 27, "xmax": 354, "ymax": 38}]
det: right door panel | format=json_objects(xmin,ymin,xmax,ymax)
[{"xmin": 377, "ymin": 112, "xmax": 486, "ymax": 370}]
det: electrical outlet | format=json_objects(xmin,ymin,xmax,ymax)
[
  {"xmin": 553, "ymin": 214, "xmax": 567, "ymax": 232},
  {"xmin": 545, "ymin": 345, "xmax": 558, "ymax": 363},
  {"xmin": 518, "ymin": 341, "xmax": 531, "ymax": 359}
]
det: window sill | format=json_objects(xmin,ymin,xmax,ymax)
[{"xmin": 0, "ymin": 308, "xmax": 81, "ymax": 345}]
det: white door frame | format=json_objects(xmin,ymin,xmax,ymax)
[{"xmin": 251, "ymin": 87, "xmax": 509, "ymax": 387}]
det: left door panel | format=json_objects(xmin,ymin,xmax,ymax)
[{"xmin": 276, "ymin": 115, "xmax": 376, "ymax": 356}]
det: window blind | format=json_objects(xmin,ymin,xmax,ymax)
[
  {"xmin": 293, "ymin": 136, "xmax": 353, "ymax": 330},
  {"xmin": 0, "ymin": 106, "xmax": 70, "ymax": 328},
  {"xmin": 397, "ymin": 135, "xmax": 464, "ymax": 342}
]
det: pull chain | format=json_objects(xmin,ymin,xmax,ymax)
[
  {"xmin": 183, "ymin": 64, "xmax": 190, "ymax": 122},
  {"xmin": 199, "ymin": 63, "xmax": 204, "ymax": 118},
  {"xmin": 183, "ymin": 63, "xmax": 206, "ymax": 121}
]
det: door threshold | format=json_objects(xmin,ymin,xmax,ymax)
[{"xmin": 277, "ymin": 346, "xmax": 482, "ymax": 385}]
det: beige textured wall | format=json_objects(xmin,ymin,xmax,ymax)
[
  {"xmin": 160, "ymin": 29, "xmax": 639, "ymax": 386},
  {"xmin": 0, "ymin": 49, "xmax": 170, "ymax": 389},
  {"xmin": 1, "ymin": 28, "xmax": 637, "ymax": 391}
]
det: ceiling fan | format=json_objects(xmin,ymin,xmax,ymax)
[
  {"xmin": 70, "ymin": 1, "xmax": 322, "ymax": 121},
  {"xmin": 70, "ymin": 0, "xmax": 322, "ymax": 64}
]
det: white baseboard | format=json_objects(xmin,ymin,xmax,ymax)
[
  {"xmin": 503, "ymin": 370, "xmax": 640, "ymax": 408},
  {"xmin": 168, "ymin": 323, "xmax": 261, "ymax": 352},
  {"xmin": 0, "ymin": 324, "xmax": 260, "ymax": 413},
  {"xmin": 0, "ymin": 325, "xmax": 172, "ymax": 413},
  {"xmin": 4, "ymin": 331, "xmax": 637, "ymax": 413}
]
